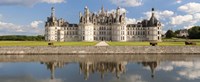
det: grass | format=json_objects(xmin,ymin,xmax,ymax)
[
  {"xmin": 0, "ymin": 41, "xmax": 98, "ymax": 46},
  {"xmin": 107, "ymin": 38, "xmax": 200, "ymax": 46},
  {"xmin": 107, "ymin": 41, "xmax": 200, "ymax": 46},
  {"xmin": 107, "ymin": 42, "xmax": 149, "ymax": 46},
  {"xmin": 163, "ymin": 38, "xmax": 200, "ymax": 42},
  {"xmin": 0, "ymin": 40, "xmax": 200, "ymax": 46}
]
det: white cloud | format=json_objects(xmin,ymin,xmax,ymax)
[
  {"xmin": 108, "ymin": 7, "xmax": 128, "ymax": 14},
  {"xmin": 0, "ymin": 14, "xmax": 2, "ymax": 19},
  {"xmin": 144, "ymin": 10, "xmax": 174, "ymax": 20},
  {"xmin": 110, "ymin": 0, "xmax": 143, "ymax": 7},
  {"xmin": 31, "ymin": 21, "xmax": 43, "ymax": 29},
  {"xmin": 178, "ymin": 2, "xmax": 200, "ymax": 14},
  {"xmin": 169, "ymin": 2, "xmax": 200, "ymax": 30},
  {"xmin": 41, "ymin": 0, "xmax": 66, "ymax": 4},
  {"xmin": 0, "ymin": 20, "xmax": 43, "ymax": 35},
  {"xmin": 194, "ymin": 13, "xmax": 200, "ymax": 20},
  {"xmin": 172, "ymin": 61, "xmax": 200, "ymax": 80},
  {"xmin": 183, "ymin": 25, "xmax": 193, "ymax": 29},
  {"xmin": 170, "ymin": 15, "xmax": 193, "ymax": 25},
  {"xmin": 176, "ymin": 0, "xmax": 182, "ymax": 4},
  {"xmin": 126, "ymin": 18, "xmax": 137, "ymax": 24},
  {"xmin": 162, "ymin": 30, "xmax": 167, "ymax": 34},
  {"xmin": 0, "ymin": 21, "xmax": 24, "ymax": 32},
  {"xmin": 0, "ymin": 0, "xmax": 66, "ymax": 6}
]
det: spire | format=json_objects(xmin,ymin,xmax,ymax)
[
  {"xmin": 152, "ymin": 8, "xmax": 155, "ymax": 17},
  {"xmin": 117, "ymin": 6, "xmax": 120, "ymax": 10},
  {"xmin": 84, "ymin": 6, "xmax": 90, "ymax": 15},
  {"xmin": 50, "ymin": 63, "xmax": 55, "ymax": 80},
  {"xmin": 101, "ymin": 5, "xmax": 104, "ymax": 13},
  {"xmin": 85, "ymin": 6, "xmax": 88, "ymax": 9},
  {"xmin": 116, "ymin": 6, "xmax": 120, "ymax": 15},
  {"xmin": 51, "ymin": 7, "xmax": 55, "ymax": 17},
  {"xmin": 149, "ymin": 62, "xmax": 157, "ymax": 79},
  {"xmin": 79, "ymin": 12, "xmax": 82, "ymax": 18}
]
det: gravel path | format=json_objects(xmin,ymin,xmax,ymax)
[{"xmin": 95, "ymin": 41, "xmax": 109, "ymax": 46}]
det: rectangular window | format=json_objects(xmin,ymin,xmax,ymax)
[{"xmin": 82, "ymin": 36, "xmax": 85, "ymax": 40}]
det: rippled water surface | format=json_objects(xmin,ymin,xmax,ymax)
[{"xmin": 0, "ymin": 55, "xmax": 200, "ymax": 82}]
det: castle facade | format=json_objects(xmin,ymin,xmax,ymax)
[{"xmin": 45, "ymin": 6, "xmax": 162, "ymax": 42}]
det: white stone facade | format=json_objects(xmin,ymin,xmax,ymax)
[{"xmin": 45, "ymin": 7, "xmax": 162, "ymax": 42}]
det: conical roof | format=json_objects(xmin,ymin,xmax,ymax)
[{"xmin": 148, "ymin": 8, "xmax": 158, "ymax": 27}]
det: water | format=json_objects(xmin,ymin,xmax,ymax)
[{"xmin": 0, "ymin": 55, "xmax": 200, "ymax": 82}]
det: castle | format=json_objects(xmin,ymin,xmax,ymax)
[{"xmin": 45, "ymin": 6, "xmax": 162, "ymax": 42}]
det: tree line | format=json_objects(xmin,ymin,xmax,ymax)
[
  {"xmin": 165, "ymin": 26, "xmax": 200, "ymax": 39},
  {"xmin": 0, "ymin": 35, "xmax": 45, "ymax": 41}
]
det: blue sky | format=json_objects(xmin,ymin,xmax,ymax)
[{"xmin": 0, "ymin": 0, "xmax": 200, "ymax": 35}]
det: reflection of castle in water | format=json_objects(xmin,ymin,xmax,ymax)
[
  {"xmin": 41, "ymin": 61, "xmax": 158, "ymax": 80},
  {"xmin": 41, "ymin": 62, "xmax": 66, "ymax": 79},
  {"xmin": 141, "ymin": 61, "xmax": 158, "ymax": 78},
  {"xmin": 79, "ymin": 62, "xmax": 127, "ymax": 80}
]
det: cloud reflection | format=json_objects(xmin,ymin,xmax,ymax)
[
  {"xmin": 0, "ymin": 75, "xmax": 63, "ymax": 82},
  {"xmin": 143, "ymin": 61, "xmax": 200, "ymax": 80},
  {"xmin": 110, "ymin": 75, "xmax": 146, "ymax": 82}
]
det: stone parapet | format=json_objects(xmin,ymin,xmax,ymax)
[{"xmin": 0, "ymin": 46, "xmax": 200, "ymax": 55}]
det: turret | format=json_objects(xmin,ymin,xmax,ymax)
[
  {"xmin": 148, "ymin": 8, "xmax": 158, "ymax": 27},
  {"xmin": 101, "ymin": 5, "xmax": 105, "ymax": 14},
  {"xmin": 51, "ymin": 7, "xmax": 55, "ymax": 18},
  {"xmin": 84, "ymin": 6, "xmax": 90, "ymax": 23},
  {"xmin": 84, "ymin": 6, "xmax": 90, "ymax": 16},
  {"xmin": 116, "ymin": 7, "xmax": 120, "ymax": 23},
  {"xmin": 152, "ymin": 8, "xmax": 155, "ymax": 18},
  {"xmin": 79, "ymin": 12, "xmax": 82, "ymax": 18},
  {"xmin": 116, "ymin": 7, "xmax": 120, "ymax": 16}
]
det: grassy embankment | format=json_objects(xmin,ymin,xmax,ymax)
[
  {"xmin": 107, "ymin": 39, "xmax": 200, "ymax": 46},
  {"xmin": 0, "ymin": 39, "xmax": 200, "ymax": 46},
  {"xmin": 0, "ymin": 41, "xmax": 97, "ymax": 46}
]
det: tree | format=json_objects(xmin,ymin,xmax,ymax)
[
  {"xmin": 188, "ymin": 26, "xmax": 200, "ymax": 39},
  {"xmin": 0, "ymin": 35, "xmax": 45, "ymax": 41},
  {"xmin": 165, "ymin": 30, "xmax": 175, "ymax": 38},
  {"xmin": 174, "ymin": 29, "xmax": 181, "ymax": 37}
]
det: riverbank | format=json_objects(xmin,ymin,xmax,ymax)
[
  {"xmin": 1, "ymin": 41, "xmax": 200, "ymax": 46},
  {"xmin": 0, "ymin": 46, "xmax": 200, "ymax": 55},
  {"xmin": 0, "ymin": 54, "xmax": 200, "ymax": 62}
]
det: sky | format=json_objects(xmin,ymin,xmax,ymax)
[{"xmin": 0, "ymin": 0, "xmax": 200, "ymax": 35}]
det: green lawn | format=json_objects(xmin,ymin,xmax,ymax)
[
  {"xmin": 0, "ymin": 41, "xmax": 98, "ymax": 46},
  {"xmin": 163, "ymin": 38, "xmax": 200, "ymax": 42},
  {"xmin": 107, "ymin": 42, "xmax": 149, "ymax": 46},
  {"xmin": 107, "ymin": 42, "xmax": 200, "ymax": 46},
  {"xmin": 0, "ymin": 41, "xmax": 200, "ymax": 46}
]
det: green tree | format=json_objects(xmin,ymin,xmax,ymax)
[
  {"xmin": 174, "ymin": 29, "xmax": 181, "ymax": 37},
  {"xmin": 188, "ymin": 26, "xmax": 200, "ymax": 39},
  {"xmin": 165, "ymin": 30, "xmax": 175, "ymax": 38},
  {"xmin": 0, "ymin": 35, "xmax": 45, "ymax": 41}
]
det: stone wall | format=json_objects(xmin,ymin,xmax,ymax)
[{"xmin": 0, "ymin": 46, "xmax": 200, "ymax": 55}]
